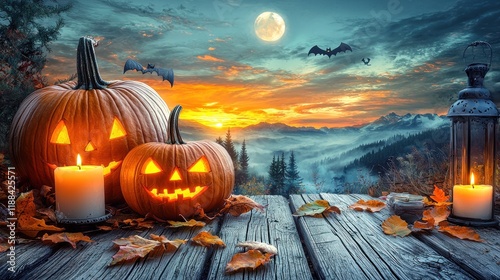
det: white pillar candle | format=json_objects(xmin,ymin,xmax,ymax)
[
  {"xmin": 452, "ymin": 173, "xmax": 493, "ymax": 220},
  {"xmin": 55, "ymin": 154, "xmax": 105, "ymax": 220}
]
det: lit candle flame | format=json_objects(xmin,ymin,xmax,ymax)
[
  {"xmin": 77, "ymin": 154, "xmax": 82, "ymax": 170},
  {"xmin": 470, "ymin": 172, "xmax": 475, "ymax": 186}
]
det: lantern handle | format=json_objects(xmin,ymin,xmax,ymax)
[{"xmin": 462, "ymin": 41, "xmax": 493, "ymax": 69}]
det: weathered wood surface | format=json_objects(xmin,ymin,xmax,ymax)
[
  {"xmin": 2, "ymin": 194, "xmax": 499, "ymax": 280},
  {"xmin": 289, "ymin": 194, "xmax": 475, "ymax": 280},
  {"xmin": 1, "ymin": 195, "xmax": 311, "ymax": 280}
]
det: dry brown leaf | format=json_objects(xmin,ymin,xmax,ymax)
[
  {"xmin": 293, "ymin": 200, "xmax": 340, "ymax": 217},
  {"xmin": 225, "ymin": 249, "xmax": 273, "ymax": 274},
  {"xmin": 166, "ymin": 219, "xmax": 206, "ymax": 228},
  {"xmin": 97, "ymin": 225, "xmax": 114, "ymax": 231},
  {"xmin": 37, "ymin": 208, "xmax": 57, "ymax": 223},
  {"xmin": 191, "ymin": 231, "xmax": 225, "ymax": 247},
  {"xmin": 150, "ymin": 234, "xmax": 186, "ymax": 252},
  {"xmin": 122, "ymin": 218, "xmax": 154, "ymax": 229},
  {"xmin": 422, "ymin": 206, "xmax": 450, "ymax": 226},
  {"xmin": 18, "ymin": 216, "xmax": 64, "ymax": 238},
  {"xmin": 381, "ymin": 215, "xmax": 411, "ymax": 237},
  {"xmin": 110, "ymin": 235, "xmax": 161, "ymax": 266},
  {"xmin": 16, "ymin": 191, "xmax": 37, "ymax": 217},
  {"xmin": 412, "ymin": 218, "xmax": 435, "ymax": 232},
  {"xmin": 236, "ymin": 241, "xmax": 278, "ymax": 255},
  {"xmin": 42, "ymin": 232, "xmax": 92, "ymax": 249},
  {"xmin": 349, "ymin": 199, "xmax": 386, "ymax": 212},
  {"xmin": 438, "ymin": 224, "xmax": 483, "ymax": 242},
  {"xmin": 221, "ymin": 195, "xmax": 266, "ymax": 217}
]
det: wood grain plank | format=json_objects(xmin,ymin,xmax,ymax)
[
  {"xmin": 289, "ymin": 194, "xmax": 380, "ymax": 280},
  {"xmin": 324, "ymin": 193, "xmax": 473, "ymax": 280},
  {"xmin": 206, "ymin": 195, "xmax": 313, "ymax": 280}
]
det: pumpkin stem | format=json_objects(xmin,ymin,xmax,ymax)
[
  {"xmin": 167, "ymin": 105, "xmax": 185, "ymax": 144},
  {"xmin": 74, "ymin": 36, "xmax": 109, "ymax": 90}
]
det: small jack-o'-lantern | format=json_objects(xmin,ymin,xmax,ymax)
[
  {"xmin": 120, "ymin": 105, "xmax": 234, "ymax": 220},
  {"xmin": 9, "ymin": 37, "xmax": 170, "ymax": 203}
]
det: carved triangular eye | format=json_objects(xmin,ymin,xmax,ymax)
[
  {"xmin": 109, "ymin": 117, "xmax": 127, "ymax": 139},
  {"xmin": 50, "ymin": 120, "xmax": 71, "ymax": 144},
  {"xmin": 188, "ymin": 156, "xmax": 210, "ymax": 173},
  {"xmin": 142, "ymin": 158, "xmax": 162, "ymax": 174},
  {"xmin": 169, "ymin": 167, "xmax": 182, "ymax": 181}
]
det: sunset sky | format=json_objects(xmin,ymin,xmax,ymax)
[{"xmin": 44, "ymin": 0, "xmax": 500, "ymax": 128}]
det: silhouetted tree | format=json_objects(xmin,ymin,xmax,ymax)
[
  {"xmin": 0, "ymin": 0, "xmax": 72, "ymax": 151},
  {"xmin": 268, "ymin": 155, "xmax": 279, "ymax": 194},
  {"xmin": 235, "ymin": 139, "xmax": 249, "ymax": 189},
  {"xmin": 285, "ymin": 151, "xmax": 302, "ymax": 194}
]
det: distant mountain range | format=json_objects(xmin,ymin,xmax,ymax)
[{"xmin": 178, "ymin": 112, "xmax": 450, "ymax": 189}]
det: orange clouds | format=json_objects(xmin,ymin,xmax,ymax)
[{"xmin": 197, "ymin": 55, "xmax": 225, "ymax": 62}]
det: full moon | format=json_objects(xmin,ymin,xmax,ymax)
[{"xmin": 254, "ymin": 12, "xmax": 286, "ymax": 42}]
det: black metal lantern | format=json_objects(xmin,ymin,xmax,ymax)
[{"xmin": 447, "ymin": 41, "xmax": 499, "ymax": 227}]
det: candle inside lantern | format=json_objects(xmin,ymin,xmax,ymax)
[
  {"xmin": 452, "ymin": 173, "xmax": 493, "ymax": 220},
  {"xmin": 55, "ymin": 154, "xmax": 105, "ymax": 220}
]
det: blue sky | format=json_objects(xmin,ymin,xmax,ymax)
[{"xmin": 44, "ymin": 0, "xmax": 500, "ymax": 128}]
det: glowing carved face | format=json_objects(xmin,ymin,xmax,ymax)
[
  {"xmin": 141, "ymin": 156, "xmax": 210, "ymax": 202},
  {"xmin": 48, "ymin": 117, "xmax": 126, "ymax": 175}
]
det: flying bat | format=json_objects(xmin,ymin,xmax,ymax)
[
  {"xmin": 308, "ymin": 42, "xmax": 352, "ymax": 58},
  {"xmin": 362, "ymin": 58, "xmax": 371, "ymax": 66},
  {"xmin": 123, "ymin": 59, "xmax": 174, "ymax": 87}
]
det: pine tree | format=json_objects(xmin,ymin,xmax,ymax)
[
  {"xmin": 268, "ymin": 155, "xmax": 279, "ymax": 194},
  {"xmin": 235, "ymin": 139, "xmax": 249, "ymax": 187},
  {"xmin": 285, "ymin": 151, "xmax": 303, "ymax": 195},
  {"xmin": 215, "ymin": 136, "xmax": 223, "ymax": 146},
  {"xmin": 0, "ymin": 0, "xmax": 72, "ymax": 150},
  {"xmin": 223, "ymin": 128, "xmax": 239, "ymax": 169},
  {"xmin": 276, "ymin": 153, "xmax": 287, "ymax": 195}
]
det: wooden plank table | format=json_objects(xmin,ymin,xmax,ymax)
[{"xmin": 1, "ymin": 194, "xmax": 499, "ymax": 279}]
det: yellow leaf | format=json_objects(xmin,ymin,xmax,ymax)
[
  {"xmin": 438, "ymin": 224, "xmax": 483, "ymax": 242},
  {"xmin": 42, "ymin": 232, "xmax": 92, "ymax": 249},
  {"xmin": 191, "ymin": 231, "xmax": 225, "ymax": 247},
  {"xmin": 293, "ymin": 200, "xmax": 341, "ymax": 217},
  {"xmin": 382, "ymin": 215, "xmax": 411, "ymax": 237},
  {"xmin": 225, "ymin": 249, "xmax": 273, "ymax": 274},
  {"xmin": 349, "ymin": 199, "xmax": 386, "ymax": 212},
  {"xmin": 167, "ymin": 219, "xmax": 206, "ymax": 228}
]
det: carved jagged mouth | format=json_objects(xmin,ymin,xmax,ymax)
[
  {"xmin": 47, "ymin": 160, "xmax": 122, "ymax": 176},
  {"xmin": 147, "ymin": 186, "xmax": 208, "ymax": 202}
]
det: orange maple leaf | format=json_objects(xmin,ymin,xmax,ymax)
[
  {"xmin": 430, "ymin": 185, "xmax": 451, "ymax": 206},
  {"xmin": 422, "ymin": 205, "xmax": 450, "ymax": 226},
  {"xmin": 225, "ymin": 249, "xmax": 274, "ymax": 274},
  {"xmin": 293, "ymin": 200, "xmax": 341, "ymax": 217},
  {"xmin": 42, "ymin": 232, "xmax": 92, "ymax": 249},
  {"xmin": 381, "ymin": 215, "xmax": 411, "ymax": 237},
  {"xmin": 191, "ymin": 231, "xmax": 226, "ymax": 247},
  {"xmin": 349, "ymin": 199, "xmax": 386, "ymax": 212},
  {"xmin": 220, "ymin": 195, "xmax": 266, "ymax": 217},
  {"xmin": 438, "ymin": 224, "xmax": 483, "ymax": 242}
]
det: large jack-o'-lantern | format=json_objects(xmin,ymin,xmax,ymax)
[
  {"xmin": 120, "ymin": 105, "xmax": 234, "ymax": 220},
  {"xmin": 9, "ymin": 37, "xmax": 170, "ymax": 203}
]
